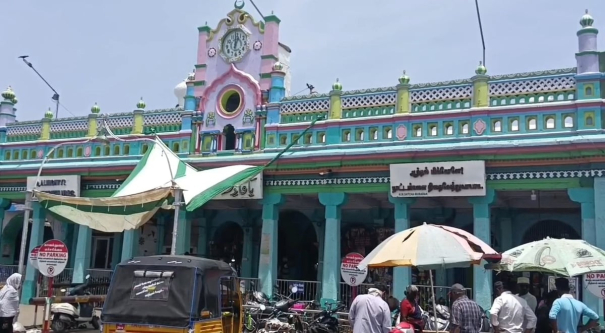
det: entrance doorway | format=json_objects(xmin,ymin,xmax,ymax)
[
  {"xmin": 92, "ymin": 236, "xmax": 114, "ymax": 269},
  {"xmin": 223, "ymin": 124, "xmax": 236, "ymax": 151},
  {"xmin": 211, "ymin": 222, "xmax": 243, "ymax": 273},
  {"xmin": 277, "ymin": 210, "xmax": 318, "ymax": 281}
]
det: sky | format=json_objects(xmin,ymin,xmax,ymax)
[{"xmin": 2, "ymin": 0, "xmax": 604, "ymax": 121}]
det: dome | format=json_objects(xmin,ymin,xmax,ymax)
[
  {"xmin": 174, "ymin": 80, "xmax": 187, "ymax": 107},
  {"xmin": 332, "ymin": 78, "xmax": 342, "ymax": 91},
  {"xmin": 398, "ymin": 71, "xmax": 410, "ymax": 85},
  {"xmin": 137, "ymin": 97, "xmax": 146, "ymax": 110},
  {"xmin": 2, "ymin": 86, "xmax": 15, "ymax": 101},
  {"xmin": 272, "ymin": 61, "xmax": 284, "ymax": 71},
  {"xmin": 44, "ymin": 108, "xmax": 53, "ymax": 119},
  {"xmin": 580, "ymin": 10, "xmax": 594, "ymax": 28},
  {"xmin": 475, "ymin": 61, "xmax": 487, "ymax": 75},
  {"xmin": 91, "ymin": 102, "xmax": 101, "ymax": 114}
]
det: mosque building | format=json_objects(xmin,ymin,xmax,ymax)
[{"xmin": 1, "ymin": 3, "xmax": 604, "ymax": 313}]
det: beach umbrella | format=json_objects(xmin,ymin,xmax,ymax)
[
  {"xmin": 498, "ymin": 238, "xmax": 605, "ymax": 277},
  {"xmin": 357, "ymin": 223, "xmax": 500, "ymax": 331},
  {"xmin": 357, "ymin": 223, "xmax": 500, "ymax": 270}
]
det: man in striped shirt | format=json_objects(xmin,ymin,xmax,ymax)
[{"xmin": 449, "ymin": 284, "xmax": 484, "ymax": 333}]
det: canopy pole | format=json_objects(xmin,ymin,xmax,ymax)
[
  {"xmin": 429, "ymin": 269, "xmax": 439, "ymax": 332},
  {"xmin": 17, "ymin": 191, "xmax": 33, "ymax": 276},
  {"xmin": 170, "ymin": 187, "xmax": 183, "ymax": 255}
]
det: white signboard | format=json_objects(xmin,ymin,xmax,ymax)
[
  {"xmin": 341, "ymin": 253, "xmax": 368, "ymax": 287},
  {"xmin": 37, "ymin": 239, "xmax": 69, "ymax": 277},
  {"xmin": 548, "ymin": 276, "xmax": 579, "ymax": 299},
  {"xmin": 583, "ymin": 273, "xmax": 605, "ymax": 299},
  {"xmin": 29, "ymin": 246, "xmax": 41, "ymax": 270},
  {"xmin": 390, "ymin": 161, "xmax": 486, "ymax": 197},
  {"xmin": 27, "ymin": 175, "xmax": 81, "ymax": 197},
  {"xmin": 215, "ymin": 173, "xmax": 263, "ymax": 200}
]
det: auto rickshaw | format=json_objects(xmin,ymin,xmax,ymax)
[{"xmin": 100, "ymin": 255, "xmax": 242, "ymax": 333}]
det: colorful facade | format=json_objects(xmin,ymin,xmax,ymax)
[{"xmin": 1, "ymin": 4, "xmax": 605, "ymax": 314}]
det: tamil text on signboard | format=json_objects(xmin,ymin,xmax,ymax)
[
  {"xmin": 341, "ymin": 253, "xmax": 368, "ymax": 287},
  {"xmin": 390, "ymin": 161, "xmax": 486, "ymax": 197},
  {"xmin": 27, "ymin": 175, "xmax": 81, "ymax": 197},
  {"xmin": 37, "ymin": 239, "xmax": 69, "ymax": 277}
]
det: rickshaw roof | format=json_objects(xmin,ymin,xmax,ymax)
[{"xmin": 119, "ymin": 255, "xmax": 234, "ymax": 272}]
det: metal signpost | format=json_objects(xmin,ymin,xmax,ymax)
[{"xmin": 37, "ymin": 239, "xmax": 69, "ymax": 333}]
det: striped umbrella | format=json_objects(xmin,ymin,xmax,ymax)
[{"xmin": 357, "ymin": 222, "xmax": 500, "ymax": 270}]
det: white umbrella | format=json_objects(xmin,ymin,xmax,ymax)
[{"xmin": 499, "ymin": 238, "xmax": 605, "ymax": 277}]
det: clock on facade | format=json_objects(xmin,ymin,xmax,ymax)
[{"xmin": 220, "ymin": 28, "xmax": 250, "ymax": 63}]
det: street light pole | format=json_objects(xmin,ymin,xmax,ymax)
[{"xmin": 18, "ymin": 56, "xmax": 61, "ymax": 119}]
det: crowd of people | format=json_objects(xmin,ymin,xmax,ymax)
[{"xmin": 347, "ymin": 277, "xmax": 600, "ymax": 333}]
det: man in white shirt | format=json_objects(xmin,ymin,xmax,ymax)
[
  {"xmin": 490, "ymin": 281, "xmax": 537, "ymax": 333},
  {"xmin": 517, "ymin": 277, "xmax": 537, "ymax": 313}
]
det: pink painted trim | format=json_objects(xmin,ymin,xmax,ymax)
[
  {"xmin": 196, "ymin": 32, "xmax": 208, "ymax": 65},
  {"xmin": 216, "ymin": 85, "xmax": 246, "ymax": 119},
  {"xmin": 202, "ymin": 63, "xmax": 261, "ymax": 110}
]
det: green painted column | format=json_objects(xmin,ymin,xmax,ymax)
[
  {"xmin": 111, "ymin": 233, "xmax": 123, "ymax": 267},
  {"xmin": 156, "ymin": 215, "xmax": 166, "ymax": 255},
  {"xmin": 0, "ymin": 199, "xmax": 10, "ymax": 258},
  {"xmin": 175, "ymin": 212, "xmax": 190, "ymax": 254},
  {"xmin": 71, "ymin": 226, "xmax": 92, "ymax": 283},
  {"xmin": 242, "ymin": 227, "xmax": 253, "ymax": 277},
  {"xmin": 65, "ymin": 224, "xmax": 77, "ymax": 268},
  {"xmin": 568, "ymin": 187, "xmax": 601, "ymax": 321},
  {"xmin": 318, "ymin": 192, "xmax": 348, "ymax": 306},
  {"xmin": 389, "ymin": 195, "xmax": 415, "ymax": 300},
  {"xmin": 121, "ymin": 229, "xmax": 140, "ymax": 262},
  {"xmin": 258, "ymin": 194, "xmax": 285, "ymax": 297},
  {"xmin": 22, "ymin": 201, "xmax": 46, "ymax": 304},
  {"xmin": 468, "ymin": 188, "xmax": 495, "ymax": 310}
]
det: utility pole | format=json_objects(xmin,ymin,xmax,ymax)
[{"xmin": 18, "ymin": 56, "xmax": 61, "ymax": 118}]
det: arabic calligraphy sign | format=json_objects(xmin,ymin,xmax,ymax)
[
  {"xmin": 215, "ymin": 173, "xmax": 263, "ymax": 200},
  {"xmin": 390, "ymin": 161, "xmax": 486, "ymax": 197}
]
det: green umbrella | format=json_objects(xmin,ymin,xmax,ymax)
[{"xmin": 499, "ymin": 238, "xmax": 605, "ymax": 277}]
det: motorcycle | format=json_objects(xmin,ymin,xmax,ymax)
[
  {"xmin": 307, "ymin": 302, "xmax": 346, "ymax": 333},
  {"xmin": 50, "ymin": 274, "xmax": 101, "ymax": 333},
  {"xmin": 421, "ymin": 302, "xmax": 450, "ymax": 332},
  {"xmin": 245, "ymin": 286, "xmax": 303, "ymax": 333}
]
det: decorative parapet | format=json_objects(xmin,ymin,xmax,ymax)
[
  {"xmin": 277, "ymin": 67, "xmax": 579, "ymax": 123},
  {"xmin": 3, "ymin": 107, "xmax": 185, "ymax": 142},
  {"xmin": 142, "ymin": 108, "xmax": 184, "ymax": 133},
  {"xmin": 5, "ymin": 122, "xmax": 43, "ymax": 142}
]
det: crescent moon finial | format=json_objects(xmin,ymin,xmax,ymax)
[{"xmin": 234, "ymin": 0, "xmax": 245, "ymax": 9}]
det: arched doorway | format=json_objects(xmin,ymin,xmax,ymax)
[
  {"xmin": 3, "ymin": 214, "xmax": 54, "ymax": 265},
  {"xmin": 522, "ymin": 220, "xmax": 580, "ymax": 243},
  {"xmin": 210, "ymin": 221, "xmax": 243, "ymax": 273},
  {"xmin": 277, "ymin": 211, "xmax": 318, "ymax": 281},
  {"xmin": 223, "ymin": 124, "xmax": 236, "ymax": 151}
]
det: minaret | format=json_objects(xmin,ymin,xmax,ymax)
[
  {"xmin": 575, "ymin": 10, "xmax": 601, "ymax": 101},
  {"xmin": 576, "ymin": 10, "xmax": 599, "ymax": 74},
  {"xmin": 0, "ymin": 87, "xmax": 17, "ymax": 127}
]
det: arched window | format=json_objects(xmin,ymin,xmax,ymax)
[
  {"xmin": 104, "ymin": 146, "xmax": 110, "ymax": 156},
  {"xmin": 445, "ymin": 125, "xmax": 453, "ymax": 135},
  {"xmin": 124, "ymin": 145, "xmax": 130, "ymax": 155},
  {"xmin": 511, "ymin": 119, "xmax": 519, "ymax": 131},
  {"xmin": 493, "ymin": 121, "xmax": 502, "ymax": 132},
  {"xmin": 415, "ymin": 127, "xmax": 422, "ymax": 137},
  {"xmin": 94, "ymin": 147, "xmax": 101, "ymax": 156},
  {"xmin": 461, "ymin": 123, "xmax": 469, "ymax": 134},
  {"xmin": 545, "ymin": 117, "xmax": 555, "ymax": 129},
  {"xmin": 430, "ymin": 126, "xmax": 437, "ymax": 136},
  {"xmin": 564, "ymin": 116, "xmax": 574, "ymax": 128},
  {"xmin": 528, "ymin": 118, "xmax": 537, "ymax": 130},
  {"xmin": 385, "ymin": 129, "xmax": 392, "ymax": 139}
]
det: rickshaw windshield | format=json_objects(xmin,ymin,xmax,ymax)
[{"xmin": 101, "ymin": 265, "xmax": 197, "ymax": 328}]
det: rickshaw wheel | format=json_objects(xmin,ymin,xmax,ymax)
[{"xmin": 91, "ymin": 317, "xmax": 100, "ymax": 330}]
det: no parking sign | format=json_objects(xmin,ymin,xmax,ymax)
[
  {"xmin": 341, "ymin": 253, "xmax": 368, "ymax": 287},
  {"xmin": 37, "ymin": 239, "xmax": 68, "ymax": 277}
]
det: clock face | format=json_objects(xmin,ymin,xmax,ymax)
[{"xmin": 221, "ymin": 29, "xmax": 249, "ymax": 62}]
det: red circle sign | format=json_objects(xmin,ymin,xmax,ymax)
[
  {"xmin": 29, "ymin": 246, "xmax": 41, "ymax": 270},
  {"xmin": 341, "ymin": 253, "xmax": 368, "ymax": 287},
  {"xmin": 37, "ymin": 239, "xmax": 69, "ymax": 277}
]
